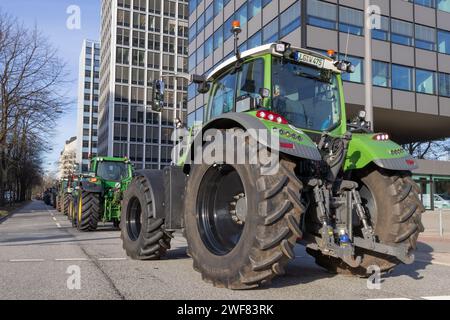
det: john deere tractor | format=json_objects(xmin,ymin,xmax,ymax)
[
  {"xmin": 120, "ymin": 23, "xmax": 424, "ymax": 289},
  {"xmin": 72, "ymin": 157, "xmax": 133, "ymax": 232}
]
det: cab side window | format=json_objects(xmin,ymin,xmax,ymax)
[
  {"xmin": 237, "ymin": 59, "xmax": 264, "ymax": 100},
  {"xmin": 210, "ymin": 72, "xmax": 236, "ymax": 118}
]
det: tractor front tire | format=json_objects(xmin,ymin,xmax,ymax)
[
  {"xmin": 77, "ymin": 191, "xmax": 101, "ymax": 232},
  {"xmin": 307, "ymin": 168, "xmax": 424, "ymax": 276},
  {"xmin": 120, "ymin": 176, "xmax": 172, "ymax": 260}
]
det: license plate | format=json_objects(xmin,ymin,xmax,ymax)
[{"xmin": 295, "ymin": 52, "xmax": 325, "ymax": 68}]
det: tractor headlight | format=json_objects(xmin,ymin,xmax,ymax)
[{"xmin": 115, "ymin": 182, "xmax": 121, "ymax": 189}]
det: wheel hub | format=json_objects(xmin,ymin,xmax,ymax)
[{"xmin": 229, "ymin": 193, "xmax": 247, "ymax": 225}]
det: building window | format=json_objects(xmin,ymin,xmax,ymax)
[
  {"xmin": 132, "ymin": 31, "xmax": 146, "ymax": 48},
  {"xmin": 132, "ymin": 49, "xmax": 145, "ymax": 67},
  {"xmin": 248, "ymin": 0, "xmax": 262, "ymax": 20},
  {"xmin": 373, "ymin": 61, "xmax": 390, "ymax": 87},
  {"xmin": 115, "ymin": 85, "xmax": 129, "ymax": 102},
  {"xmin": 188, "ymin": 53, "xmax": 196, "ymax": 72},
  {"xmin": 372, "ymin": 16, "xmax": 389, "ymax": 41},
  {"xmin": 341, "ymin": 56, "xmax": 363, "ymax": 83},
  {"xmin": 114, "ymin": 124, "xmax": 128, "ymax": 142},
  {"xmin": 248, "ymin": 31, "xmax": 262, "ymax": 49},
  {"xmin": 415, "ymin": 0, "xmax": 435, "ymax": 8},
  {"xmin": 438, "ymin": 29, "xmax": 450, "ymax": 54},
  {"xmin": 391, "ymin": 19, "xmax": 414, "ymax": 46},
  {"xmin": 114, "ymin": 104, "xmax": 128, "ymax": 122},
  {"xmin": 130, "ymin": 125, "xmax": 144, "ymax": 143},
  {"xmin": 117, "ymin": 9, "xmax": 130, "ymax": 27},
  {"xmin": 148, "ymin": 33, "xmax": 161, "ymax": 51},
  {"xmin": 214, "ymin": 26, "xmax": 223, "ymax": 51},
  {"xmin": 117, "ymin": 28, "xmax": 130, "ymax": 46},
  {"xmin": 148, "ymin": 15, "xmax": 161, "ymax": 32},
  {"xmin": 205, "ymin": 4, "xmax": 214, "ymax": 25},
  {"xmin": 224, "ymin": 15, "xmax": 234, "ymax": 41},
  {"xmin": 214, "ymin": 0, "xmax": 224, "ymax": 17},
  {"xmin": 339, "ymin": 6, "xmax": 364, "ymax": 36},
  {"xmin": 280, "ymin": 1, "xmax": 301, "ymax": 38},
  {"xmin": 263, "ymin": 18, "xmax": 279, "ymax": 44},
  {"xmin": 416, "ymin": 69, "xmax": 436, "ymax": 94},
  {"xmin": 438, "ymin": 0, "xmax": 450, "ymax": 12},
  {"xmin": 307, "ymin": 0, "xmax": 337, "ymax": 30},
  {"xmin": 235, "ymin": 4, "xmax": 248, "ymax": 27},
  {"xmin": 197, "ymin": 13, "xmax": 204, "ymax": 35},
  {"xmin": 189, "ymin": 0, "xmax": 197, "ymax": 15},
  {"xmin": 133, "ymin": 12, "xmax": 146, "ymax": 30},
  {"xmin": 189, "ymin": 21, "xmax": 196, "ymax": 43},
  {"xmin": 439, "ymin": 72, "xmax": 450, "ymax": 97},
  {"xmin": 415, "ymin": 24, "xmax": 436, "ymax": 51},
  {"xmin": 115, "ymin": 66, "xmax": 129, "ymax": 84},
  {"xmin": 149, "ymin": 0, "xmax": 161, "ymax": 14},
  {"xmin": 131, "ymin": 68, "xmax": 145, "ymax": 86},
  {"xmin": 392, "ymin": 64, "xmax": 414, "ymax": 91},
  {"xmin": 116, "ymin": 47, "xmax": 129, "ymax": 64},
  {"xmin": 147, "ymin": 52, "xmax": 160, "ymax": 69},
  {"xmin": 204, "ymin": 36, "xmax": 213, "ymax": 58}
]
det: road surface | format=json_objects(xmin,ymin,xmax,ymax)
[{"xmin": 0, "ymin": 201, "xmax": 449, "ymax": 300}]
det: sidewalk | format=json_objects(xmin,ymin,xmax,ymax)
[
  {"xmin": 0, "ymin": 201, "xmax": 30, "ymax": 223},
  {"xmin": 421, "ymin": 210, "xmax": 450, "ymax": 238}
]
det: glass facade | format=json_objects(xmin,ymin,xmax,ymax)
[{"xmin": 99, "ymin": 0, "xmax": 188, "ymax": 169}]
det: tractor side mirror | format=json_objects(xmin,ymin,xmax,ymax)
[
  {"xmin": 152, "ymin": 80, "xmax": 165, "ymax": 112},
  {"xmin": 192, "ymin": 74, "xmax": 210, "ymax": 94}
]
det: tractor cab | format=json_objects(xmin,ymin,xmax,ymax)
[{"xmin": 89, "ymin": 157, "xmax": 133, "ymax": 186}]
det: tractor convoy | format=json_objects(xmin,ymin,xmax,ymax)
[{"xmin": 47, "ymin": 22, "xmax": 424, "ymax": 290}]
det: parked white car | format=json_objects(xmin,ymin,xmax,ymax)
[{"xmin": 421, "ymin": 194, "xmax": 450, "ymax": 209}]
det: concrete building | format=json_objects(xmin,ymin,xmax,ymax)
[
  {"xmin": 59, "ymin": 137, "xmax": 78, "ymax": 179},
  {"xmin": 99, "ymin": 0, "xmax": 189, "ymax": 170},
  {"xmin": 187, "ymin": 0, "xmax": 450, "ymax": 209},
  {"xmin": 77, "ymin": 40, "xmax": 101, "ymax": 173}
]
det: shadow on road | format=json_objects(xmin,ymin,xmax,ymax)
[{"xmin": 382, "ymin": 241, "xmax": 433, "ymax": 281}]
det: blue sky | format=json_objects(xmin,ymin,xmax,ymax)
[{"xmin": 0, "ymin": 0, "xmax": 101, "ymax": 174}]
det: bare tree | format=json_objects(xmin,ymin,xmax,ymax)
[
  {"xmin": 0, "ymin": 10, "xmax": 69, "ymax": 204},
  {"xmin": 403, "ymin": 139, "xmax": 450, "ymax": 160}
]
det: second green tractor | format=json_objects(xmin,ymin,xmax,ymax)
[{"xmin": 70, "ymin": 157, "xmax": 133, "ymax": 232}]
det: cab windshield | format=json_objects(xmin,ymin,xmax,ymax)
[
  {"xmin": 271, "ymin": 57, "xmax": 341, "ymax": 132},
  {"xmin": 96, "ymin": 162, "xmax": 129, "ymax": 182}
]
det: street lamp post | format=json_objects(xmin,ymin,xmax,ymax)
[{"xmin": 364, "ymin": 0, "xmax": 374, "ymax": 130}]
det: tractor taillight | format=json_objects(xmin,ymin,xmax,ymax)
[
  {"xmin": 90, "ymin": 178, "xmax": 98, "ymax": 183},
  {"xmin": 406, "ymin": 159, "xmax": 415, "ymax": 166},
  {"xmin": 256, "ymin": 110, "xmax": 288, "ymax": 125},
  {"xmin": 373, "ymin": 133, "xmax": 390, "ymax": 141}
]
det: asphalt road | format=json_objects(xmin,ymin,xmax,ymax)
[{"xmin": 1, "ymin": 200, "xmax": 450, "ymax": 300}]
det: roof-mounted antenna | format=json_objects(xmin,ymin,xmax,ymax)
[{"xmin": 344, "ymin": 29, "xmax": 350, "ymax": 60}]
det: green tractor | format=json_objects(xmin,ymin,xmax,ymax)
[
  {"xmin": 120, "ymin": 25, "xmax": 424, "ymax": 289},
  {"xmin": 57, "ymin": 177, "xmax": 75, "ymax": 216},
  {"xmin": 72, "ymin": 157, "xmax": 133, "ymax": 232}
]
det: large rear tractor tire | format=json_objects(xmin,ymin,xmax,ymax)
[
  {"xmin": 77, "ymin": 191, "xmax": 101, "ymax": 232},
  {"xmin": 63, "ymin": 194, "xmax": 71, "ymax": 216},
  {"xmin": 307, "ymin": 167, "xmax": 424, "ymax": 276},
  {"xmin": 120, "ymin": 175, "xmax": 172, "ymax": 260},
  {"xmin": 184, "ymin": 129, "xmax": 304, "ymax": 289}
]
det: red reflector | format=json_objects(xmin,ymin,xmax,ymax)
[
  {"xmin": 280, "ymin": 142, "xmax": 294, "ymax": 149},
  {"xmin": 406, "ymin": 159, "xmax": 415, "ymax": 166}
]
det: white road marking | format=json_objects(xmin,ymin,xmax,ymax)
[
  {"xmin": 55, "ymin": 258, "xmax": 89, "ymax": 262},
  {"xmin": 97, "ymin": 258, "xmax": 127, "ymax": 261},
  {"xmin": 368, "ymin": 298, "xmax": 412, "ymax": 300},
  {"xmin": 56, "ymin": 223, "xmax": 62, "ymax": 228},
  {"xmin": 9, "ymin": 259, "xmax": 45, "ymax": 263},
  {"xmin": 422, "ymin": 296, "xmax": 450, "ymax": 300}
]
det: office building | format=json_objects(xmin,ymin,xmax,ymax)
[
  {"xmin": 99, "ymin": 0, "xmax": 189, "ymax": 170},
  {"xmin": 76, "ymin": 40, "xmax": 101, "ymax": 173}
]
